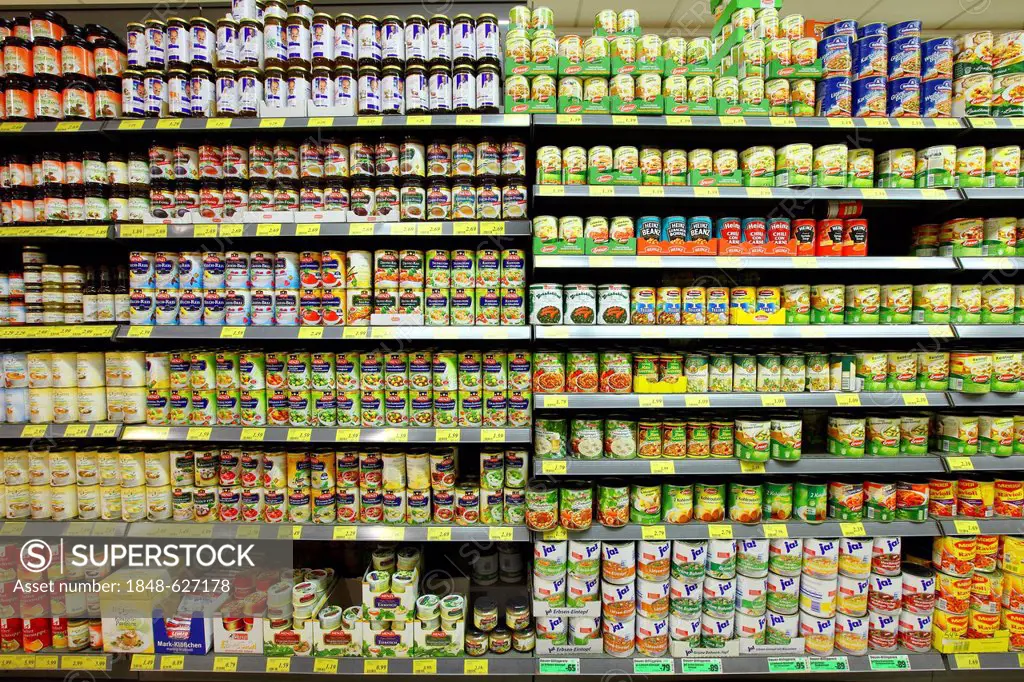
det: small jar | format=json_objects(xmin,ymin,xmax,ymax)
[
  {"xmin": 167, "ymin": 17, "xmax": 191, "ymax": 68},
  {"xmin": 294, "ymin": 0, "xmax": 314, "ymax": 21},
  {"xmin": 61, "ymin": 34, "xmax": 94, "ymax": 79},
  {"xmin": 374, "ymin": 177, "xmax": 398, "ymax": 218},
  {"xmin": 381, "ymin": 64, "xmax": 403, "ymax": 114},
  {"xmin": 143, "ymin": 69, "xmax": 166, "ymax": 117},
  {"xmin": 405, "ymin": 64, "xmax": 428, "ymax": 114},
  {"xmin": 33, "ymin": 74, "xmax": 62, "ymax": 120},
  {"xmin": 356, "ymin": 15, "xmax": 381, "ymax": 66},
  {"xmin": 83, "ymin": 183, "xmax": 108, "ymax": 222},
  {"xmin": 488, "ymin": 627, "xmax": 511, "ymax": 654},
  {"xmin": 239, "ymin": 19, "xmax": 261, "ymax": 67},
  {"xmin": 95, "ymin": 76, "xmax": 123, "ymax": 118},
  {"xmin": 333, "ymin": 13, "xmax": 356, "ymax": 65},
  {"xmin": 349, "ymin": 179, "xmax": 373, "ymax": 218},
  {"xmin": 475, "ymin": 64, "xmax": 500, "ymax": 113},
  {"xmin": 106, "ymin": 152, "xmax": 128, "ymax": 186},
  {"xmin": 451, "ymin": 177, "xmax": 475, "ymax": 219},
  {"xmin": 32, "ymin": 37, "xmax": 61, "ymax": 76},
  {"xmin": 426, "ymin": 139, "xmax": 451, "ymax": 178},
  {"xmin": 477, "ymin": 176, "xmax": 501, "ymax": 219},
  {"xmin": 311, "ymin": 65, "xmax": 333, "ymax": 107},
  {"xmin": 263, "ymin": 15, "xmax": 287, "ymax": 67},
  {"xmin": 381, "ymin": 15, "xmax": 403, "ymax": 66},
  {"xmin": 40, "ymin": 151, "xmax": 65, "ymax": 185},
  {"xmin": 4, "ymin": 36, "xmax": 35, "ymax": 77},
  {"xmin": 333, "ymin": 64, "xmax": 356, "ymax": 114},
  {"xmin": 452, "ymin": 14, "xmax": 475, "ymax": 66},
  {"xmin": 127, "ymin": 186, "xmax": 149, "ymax": 221},
  {"xmin": 476, "ymin": 14, "xmax": 500, "ymax": 66},
  {"xmin": 286, "ymin": 13, "xmax": 310, "ymax": 66},
  {"xmin": 149, "ymin": 180, "xmax": 174, "ymax": 219},
  {"xmin": 121, "ymin": 69, "xmax": 145, "ymax": 117},
  {"xmin": 426, "ymin": 178, "xmax": 451, "ymax": 220},
  {"xmin": 31, "ymin": 11, "xmax": 67, "ymax": 41},
  {"xmin": 399, "ymin": 177, "xmax": 424, "ymax": 221},
  {"xmin": 145, "ymin": 18, "xmax": 167, "ymax": 69},
  {"xmin": 357, "ymin": 64, "xmax": 381, "ymax": 114},
  {"xmin": 66, "ymin": 185, "xmax": 84, "ymax": 220},
  {"xmin": 428, "ymin": 64, "xmax": 451, "ymax": 112},
  {"xmin": 5, "ymin": 74, "xmax": 33, "ymax": 120},
  {"xmin": 505, "ymin": 597, "xmax": 530, "ymax": 631},
  {"xmin": 83, "ymin": 151, "xmax": 106, "ymax": 184},
  {"xmin": 216, "ymin": 68, "xmax": 238, "ymax": 116},
  {"xmin": 264, "ymin": 66, "xmax": 286, "ymax": 107},
  {"xmin": 400, "ymin": 136, "xmax": 426, "ymax": 177},
  {"xmin": 216, "ymin": 16, "xmax": 240, "ymax": 67},
  {"xmin": 428, "ymin": 14, "xmax": 452, "ymax": 66},
  {"xmin": 128, "ymin": 151, "xmax": 149, "ymax": 186},
  {"xmin": 286, "ymin": 65, "xmax": 310, "ymax": 107},
  {"xmin": 44, "ymin": 185, "xmax": 68, "ymax": 223},
  {"xmin": 404, "ymin": 14, "xmax": 428, "ymax": 67},
  {"xmin": 453, "ymin": 63, "xmax": 475, "ymax": 113},
  {"xmin": 311, "ymin": 13, "xmax": 334, "ymax": 66},
  {"xmin": 237, "ymin": 67, "xmax": 262, "ymax": 116},
  {"xmin": 512, "ymin": 627, "xmax": 535, "ymax": 652},
  {"xmin": 174, "ymin": 181, "xmax": 199, "ymax": 216},
  {"xmin": 199, "ymin": 180, "xmax": 224, "ymax": 219},
  {"xmin": 190, "ymin": 17, "xmax": 216, "ymax": 67},
  {"xmin": 108, "ymin": 185, "xmax": 128, "ymax": 221},
  {"xmin": 93, "ymin": 37, "xmax": 126, "ymax": 77},
  {"xmin": 501, "ymin": 179, "xmax": 527, "ymax": 219},
  {"xmin": 264, "ymin": 0, "xmax": 287, "ymax": 20},
  {"xmin": 465, "ymin": 628, "xmax": 487, "ymax": 657}
]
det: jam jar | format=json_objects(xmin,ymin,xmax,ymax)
[
  {"xmin": 374, "ymin": 177, "xmax": 398, "ymax": 218},
  {"xmin": 380, "ymin": 15, "xmax": 403, "ymax": 66},
  {"xmin": 405, "ymin": 63, "xmax": 428, "ymax": 114},
  {"xmin": 349, "ymin": 179, "xmax": 373, "ymax": 218},
  {"xmin": 427, "ymin": 14, "xmax": 451, "ymax": 66},
  {"xmin": 95, "ymin": 76, "xmax": 122, "ymax": 118},
  {"xmin": 357, "ymin": 64, "xmax": 381, "ymax": 114},
  {"xmin": 452, "ymin": 14, "xmax": 475, "ymax": 66},
  {"xmin": 333, "ymin": 13, "xmax": 356, "ymax": 66},
  {"xmin": 404, "ymin": 15, "xmax": 428, "ymax": 66},
  {"xmin": 356, "ymin": 15, "xmax": 381, "ymax": 66},
  {"xmin": 61, "ymin": 34, "xmax": 94, "ymax": 79},
  {"xmin": 32, "ymin": 36, "xmax": 61, "ymax": 76},
  {"xmin": 33, "ymin": 74, "xmax": 62, "ymax": 120}
]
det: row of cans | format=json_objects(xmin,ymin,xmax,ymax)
[
  {"xmin": 912, "ymin": 217, "xmax": 1024, "ymax": 258},
  {"xmin": 130, "ymin": 249, "xmax": 525, "ymax": 290},
  {"xmin": 146, "ymin": 349, "xmax": 532, "ymax": 392}
]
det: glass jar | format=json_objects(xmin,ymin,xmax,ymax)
[
  {"xmin": 381, "ymin": 64, "xmax": 403, "ymax": 114},
  {"xmin": 311, "ymin": 13, "xmax": 334, "ymax": 67},
  {"xmin": 224, "ymin": 180, "xmax": 248, "ymax": 216},
  {"xmin": 349, "ymin": 179, "xmax": 373, "ymax": 219},
  {"xmin": 405, "ymin": 64, "xmax": 428, "ymax": 114},
  {"xmin": 263, "ymin": 15, "xmax": 286, "ymax": 68},
  {"xmin": 324, "ymin": 181, "xmax": 348, "ymax": 211},
  {"xmin": 249, "ymin": 178, "xmax": 273, "ymax": 209},
  {"xmin": 33, "ymin": 74, "xmax": 62, "ymax": 120},
  {"xmin": 357, "ymin": 64, "xmax": 381, "ymax": 114},
  {"xmin": 5, "ymin": 74, "xmax": 33, "ymax": 120},
  {"xmin": 274, "ymin": 178, "xmax": 298, "ymax": 209},
  {"xmin": 374, "ymin": 177, "xmax": 398, "ymax": 218},
  {"xmin": 453, "ymin": 63, "xmax": 475, "ymax": 113},
  {"xmin": 286, "ymin": 65, "xmax": 310, "ymax": 107},
  {"xmin": 299, "ymin": 179, "xmax": 323, "ymax": 211},
  {"xmin": 96, "ymin": 76, "xmax": 123, "ymax": 118},
  {"xmin": 476, "ymin": 13, "xmax": 500, "ymax": 66},
  {"xmin": 264, "ymin": 66, "xmax": 286, "ymax": 107},
  {"xmin": 216, "ymin": 17, "xmax": 239, "ymax": 67},
  {"xmin": 285, "ymin": 13, "xmax": 310, "ymax": 66},
  {"xmin": 476, "ymin": 64, "xmax": 500, "ymax": 113},
  {"xmin": 356, "ymin": 15, "xmax": 381, "ymax": 66},
  {"xmin": 404, "ymin": 14, "xmax": 428, "ymax": 67},
  {"xmin": 399, "ymin": 177, "xmax": 424, "ymax": 221},
  {"xmin": 452, "ymin": 14, "xmax": 475, "ymax": 66},
  {"xmin": 427, "ymin": 14, "xmax": 451, "ymax": 66},
  {"xmin": 333, "ymin": 13, "xmax": 356, "ymax": 66},
  {"xmin": 239, "ymin": 19, "xmax": 261, "ymax": 68},
  {"xmin": 190, "ymin": 17, "xmax": 216, "ymax": 67},
  {"xmin": 32, "ymin": 36, "xmax": 61, "ymax": 76},
  {"xmin": 61, "ymin": 34, "xmax": 94, "ymax": 79},
  {"xmin": 381, "ymin": 15, "xmax": 403, "ymax": 66},
  {"xmin": 109, "ymin": 185, "xmax": 128, "ymax": 221},
  {"xmin": 428, "ymin": 64, "xmax": 452, "ymax": 112},
  {"xmin": 426, "ymin": 179, "xmax": 451, "ymax": 220}
]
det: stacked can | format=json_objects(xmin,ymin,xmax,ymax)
[
  {"xmin": 764, "ymin": 537, "xmax": 802, "ymax": 645},
  {"xmin": 816, "ymin": 23, "xmax": 853, "ymax": 117},
  {"xmin": 796, "ymin": 538, "xmax": 839, "ymax": 655},
  {"xmin": 921, "ymin": 37, "xmax": 953, "ymax": 118},
  {"xmin": 102, "ymin": 351, "xmax": 147, "ymax": 424},
  {"xmin": 953, "ymin": 32, "xmax": 993, "ymax": 117}
]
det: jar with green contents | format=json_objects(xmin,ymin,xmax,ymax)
[
  {"xmin": 866, "ymin": 416, "xmax": 901, "ymax": 456},
  {"xmin": 735, "ymin": 419, "xmax": 771, "ymax": 462},
  {"xmin": 793, "ymin": 480, "xmax": 827, "ymax": 522},
  {"xmin": 900, "ymin": 414, "xmax": 930, "ymax": 455},
  {"xmin": 780, "ymin": 355, "xmax": 806, "ymax": 393},
  {"xmin": 733, "ymin": 354, "xmax": 757, "ymax": 392},
  {"xmin": 630, "ymin": 482, "xmax": 662, "ymax": 524},
  {"xmin": 709, "ymin": 354, "xmax": 733, "ymax": 393},
  {"xmin": 855, "ymin": 352, "xmax": 888, "ymax": 392},
  {"xmin": 770, "ymin": 418, "xmax": 802, "ymax": 461},
  {"xmin": 762, "ymin": 480, "xmax": 793, "ymax": 521},
  {"xmin": 569, "ymin": 417, "xmax": 603, "ymax": 459},
  {"xmin": 604, "ymin": 417, "xmax": 637, "ymax": 459},
  {"xmin": 887, "ymin": 352, "xmax": 918, "ymax": 392},
  {"xmin": 827, "ymin": 416, "xmax": 866, "ymax": 457},
  {"xmin": 709, "ymin": 421, "xmax": 734, "ymax": 458},
  {"xmin": 534, "ymin": 418, "xmax": 567, "ymax": 459},
  {"xmin": 756, "ymin": 354, "xmax": 781, "ymax": 393}
]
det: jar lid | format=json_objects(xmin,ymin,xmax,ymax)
[
  {"xmin": 357, "ymin": 14, "xmax": 379, "ymax": 22},
  {"xmin": 145, "ymin": 18, "xmax": 167, "ymax": 28}
]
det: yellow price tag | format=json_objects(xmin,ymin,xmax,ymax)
[
  {"xmin": 240, "ymin": 428, "xmax": 265, "ymax": 442},
  {"xmin": 118, "ymin": 119, "xmax": 145, "ymax": 130},
  {"xmin": 542, "ymin": 460, "xmax": 568, "ymax": 475},
  {"xmin": 840, "ymin": 522, "xmax": 867, "ymax": 537},
  {"xmin": 970, "ymin": 118, "xmax": 997, "ymax": 128},
  {"xmin": 62, "ymin": 656, "xmax": 106, "ymax": 670},
  {"xmin": 298, "ymin": 327, "xmax": 324, "ymax": 339},
  {"xmin": 0, "ymin": 122, "xmax": 25, "ymax": 132},
  {"xmin": 287, "ymin": 428, "xmax": 312, "ymax": 442},
  {"xmin": 544, "ymin": 527, "xmax": 568, "ymax": 541},
  {"xmin": 435, "ymin": 428, "xmax": 461, "ymax": 443},
  {"xmin": 465, "ymin": 660, "xmax": 489, "ymax": 675},
  {"xmin": 902, "ymin": 393, "xmax": 929, "ymax": 406},
  {"xmin": 642, "ymin": 525, "xmax": 667, "ymax": 540},
  {"xmin": 613, "ymin": 115, "xmax": 638, "ymax": 125},
  {"xmin": 427, "ymin": 527, "xmax": 452, "ymax": 541},
  {"xmin": 746, "ymin": 187, "xmax": 773, "ymax": 198},
  {"xmin": 720, "ymin": 116, "xmax": 746, "ymax": 126},
  {"xmin": 639, "ymin": 396, "xmax": 664, "ymax": 408},
  {"xmin": 206, "ymin": 118, "xmax": 232, "ymax": 128},
  {"xmin": 220, "ymin": 326, "xmax": 246, "ymax": 338},
  {"xmin": 307, "ymin": 116, "xmax": 334, "ymax": 127},
  {"xmin": 213, "ymin": 656, "xmax": 238, "ymax": 672},
  {"xmin": 256, "ymin": 223, "xmax": 282, "ymax": 236},
  {"xmin": 235, "ymin": 525, "xmax": 261, "ymax": 539},
  {"xmin": 694, "ymin": 187, "xmax": 720, "ymax": 197},
  {"xmin": 336, "ymin": 429, "xmax": 360, "ymax": 442},
  {"xmin": 413, "ymin": 660, "xmax": 437, "ymax": 674},
  {"xmin": 589, "ymin": 186, "xmax": 614, "ymax": 196},
  {"xmin": 685, "ymin": 396, "xmax": 711, "ymax": 408},
  {"xmin": 955, "ymin": 654, "xmax": 980, "ymax": 669},
  {"xmin": 417, "ymin": 223, "xmax": 444, "ymax": 235},
  {"xmin": 708, "ymin": 524, "xmax": 733, "ymax": 539},
  {"xmin": 481, "ymin": 429, "xmax": 505, "ymax": 442},
  {"xmin": 740, "ymin": 461, "xmax": 766, "ymax": 474},
  {"xmin": 56, "ymin": 121, "xmax": 83, "ymax": 132},
  {"xmin": 459, "ymin": 221, "xmax": 484, "ymax": 235},
  {"xmin": 383, "ymin": 428, "xmax": 408, "ymax": 442},
  {"xmin": 763, "ymin": 524, "xmax": 788, "ymax": 538},
  {"xmin": 313, "ymin": 659, "xmax": 338, "ymax": 673},
  {"xmin": 266, "ymin": 657, "xmax": 291, "ymax": 673},
  {"xmin": 934, "ymin": 118, "xmax": 961, "ymax": 128},
  {"xmin": 928, "ymin": 325, "xmax": 954, "ymax": 338},
  {"xmin": 20, "ymin": 425, "xmax": 47, "ymax": 438},
  {"xmin": 898, "ymin": 119, "xmax": 924, "ymax": 128},
  {"xmin": 954, "ymin": 520, "xmax": 981, "ymax": 535},
  {"xmin": 537, "ymin": 185, "xmax": 565, "ymax": 196},
  {"xmin": 296, "ymin": 223, "xmax": 321, "ymax": 236},
  {"xmin": 0, "ymin": 656, "xmax": 31, "ymax": 670},
  {"xmin": 921, "ymin": 189, "xmax": 947, "ymax": 199},
  {"xmin": 160, "ymin": 655, "xmax": 184, "ymax": 671},
  {"xmin": 947, "ymin": 457, "xmax": 975, "ymax": 471},
  {"xmin": 639, "ymin": 186, "xmax": 665, "ymax": 197},
  {"xmin": 156, "ymin": 118, "xmax": 183, "ymax": 129},
  {"xmin": 556, "ymin": 114, "xmax": 582, "ymax": 125},
  {"xmin": 456, "ymin": 114, "xmax": 482, "ymax": 126},
  {"xmin": 220, "ymin": 224, "xmax": 244, "ymax": 237},
  {"xmin": 489, "ymin": 527, "xmax": 514, "ymax": 541},
  {"xmin": 861, "ymin": 188, "xmax": 888, "ymax": 199},
  {"xmin": 770, "ymin": 117, "xmax": 796, "ymax": 127},
  {"xmin": 836, "ymin": 394, "xmax": 861, "ymax": 407},
  {"xmin": 543, "ymin": 395, "xmax": 569, "ymax": 408},
  {"xmin": 333, "ymin": 526, "xmax": 357, "ymax": 540},
  {"xmin": 194, "ymin": 224, "xmax": 218, "ymax": 238},
  {"xmin": 404, "ymin": 115, "xmax": 431, "ymax": 126},
  {"xmin": 343, "ymin": 327, "xmax": 368, "ymax": 339},
  {"xmin": 259, "ymin": 118, "xmax": 286, "ymax": 128},
  {"xmin": 277, "ymin": 525, "xmax": 300, "ymax": 540},
  {"xmin": 131, "ymin": 655, "xmax": 156, "ymax": 671},
  {"xmin": 761, "ymin": 395, "xmax": 787, "ymax": 407},
  {"xmin": 650, "ymin": 461, "xmax": 676, "ymax": 475},
  {"xmin": 1, "ymin": 522, "xmax": 25, "ymax": 536},
  {"xmin": 665, "ymin": 116, "xmax": 692, "ymax": 126},
  {"xmin": 92, "ymin": 424, "xmax": 118, "ymax": 438},
  {"xmin": 827, "ymin": 118, "xmax": 855, "ymax": 128},
  {"xmin": 864, "ymin": 118, "xmax": 892, "ymax": 128},
  {"xmin": 187, "ymin": 427, "xmax": 211, "ymax": 441}
]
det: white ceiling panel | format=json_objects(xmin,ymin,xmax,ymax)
[{"xmin": 942, "ymin": 0, "xmax": 1024, "ymax": 30}]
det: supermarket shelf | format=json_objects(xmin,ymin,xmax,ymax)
[
  {"xmin": 965, "ymin": 118, "xmax": 1024, "ymax": 130},
  {"xmin": 109, "ymin": 113, "xmax": 530, "ymax": 132},
  {"xmin": 534, "ymin": 392, "xmax": 949, "ymax": 410},
  {"xmin": 947, "ymin": 392, "xmax": 1024, "ymax": 407},
  {"xmin": 946, "ymin": 652, "xmax": 1024, "ymax": 670},
  {"xmin": 534, "ymin": 325, "xmax": 955, "ymax": 340},
  {"xmin": 961, "ymin": 188, "xmax": 1024, "ymax": 200},
  {"xmin": 954, "ymin": 325, "xmax": 1024, "ymax": 338},
  {"xmin": 0, "ymin": 423, "xmax": 122, "ymax": 440},
  {"xmin": 0, "ymin": 325, "xmax": 118, "ymax": 340},
  {"xmin": 0, "ymin": 120, "xmax": 105, "ymax": 134},
  {"xmin": 937, "ymin": 517, "xmax": 1024, "ymax": 536},
  {"xmin": 0, "ymin": 520, "xmax": 127, "ymax": 537},
  {"xmin": 553, "ymin": 652, "xmax": 946, "ymax": 676},
  {"xmin": 0, "ymin": 225, "xmax": 111, "ymax": 239},
  {"xmin": 957, "ymin": 257, "xmax": 1024, "ymax": 271},
  {"xmin": 119, "ymin": 426, "xmax": 528, "ymax": 444},
  {"xmin": 546, "ymin": 519, "xmax": 941, "ymax": 541},
  {"xmin": 115, "ymin": 220, "xmax": 529, "ymax": 239},
  {"xmin": 533, "ymin": 255, "xmax": 958, "ymax": 270},
  {"xmin": 130, "ymin": 654, "xmax": 534, "ymax": 675},
  {"xmin": 938, "ymin": 455, "xmax": 1024, "ymax": 472},
  {"xmin": 126, "ymin": 522, "xmax": 526, "ymax": 542},
  {"xmin": 532, "ymin": 185, "xmax": 962, "ymax": 201},
  {"xmin": 534, "ymin": 114, "xmax": 966, "ymax": 131},
  {"xmin": 118, "ymin": 325, "xmax": 532, "ymax": 341},
  {"xmin": 534, "ymin": 454, "xmax": 947, "ymax": 477},
  {"xmin": 0, "ymin": 652, "xmax": 113, "ymax": 671}
]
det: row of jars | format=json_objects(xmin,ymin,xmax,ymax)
[
  {"xmin": 148, "ymin": 176, "xmax": 528, "ymax": 221},
  {"xmin": 126, "ymin": 13, "xmax": 501, "ymax": 74},
  {"xmin": 149, "ymin": 137, "xmax": 527, "ymax": 182},
  {"xmin": 123, "ymin": 61, "xmax": 502, "ymax": 119},
  {"xmin": 2, "ymin": 185, "xmax": 146, "ymax": 224},
  {"xmin": 3, "ymin": 150, "xmax": 148, "ymax": 190}
]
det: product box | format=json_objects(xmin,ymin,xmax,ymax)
[
  {"xmin": 504, "ymin": 94, "xmax": 557, "ymax": 114},
  {"xmin": 311, "ymin": 581, "xmax": 363, "ymax": 657},
  {"xmin": 663, "ymin": 98, "xmax": 718, "ymax": 116},
  {"xmin": 688, "ymin": 169, "xmax": 743, "ymax": 187},
  {"xmin": 362, "ymin": 566, "xmax": 418, "ymax": 622},
  {"xmin": 662, "ymin": 61, "xmax": 717, "ymax": 77},
  {"xmin": 557, "ymin": 95, "xmax": 611, "ymax": 115},
  {"xmin": 585, "ymin": 237, "xmax": 636, "ymax": 255},
  {"xmin": 361, "ymin": 621, "xmax": 414, "ymax": 657},
  {"xmin": 588, "ymin": 167, "xmax": 641, "ymax": 186},
  {"xmin": 536, "ymin": 638, "xmax": 604, "ymax": 655},
  {"xmin": 710, "ymin": 0, "xmax": 784, "ymax": 37},
  {"xmin": 609, "ymin": 94, "xmax": 665, "ymax": 115},
  {"xmin": 533, "ymin": 237, "xmax": 585, "ymax": 256},
  {"xmin": 610, "ymin": 56, "xmax": 664, "ymax": 75},
  {"xmin": 153, "ymin": 593, "xmax": 230, "ymax": 655},
  {"xmin": 637, "ymin": 237, "xmax": 719, "ymax": 256},
  {"xmin": 767, "ymin": 59, "xmax": 824, "ymax": 79},
  {"xmin": 717, "ymin": 100, "xmax": 770, "ymax": 116},
  {"xmin": 263, "ymin": 586, "xmax": 334, "ymax": 656},
  {"xmin": 213, "ymin": 616, "xmax": 264, "ymax": 655},
  {"xmin": 719, "ymin": 239, "xmax": 800, "ymax": 257},
  {"xmin": 932, "ymin": 625, "xmax": 1009, "ymax": 653},
  {"xmin": 504, "ymin": 59, "xmax": 557, "ymax": 77},
  {"xmin": 557, "ymin": 55, "xmax": 610, "ymax": 77},
  {"xmin": 412, "ymin": 619, "xmax": 466, "ymax": 657},
  {"xmin": 100, "ymin": 569, "xmax": 174, "ymax": 654}
]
